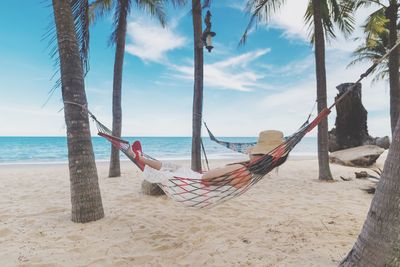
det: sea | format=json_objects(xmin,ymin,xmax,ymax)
[{"xmin": 0, "ymin": 136, "xmax": 317, "ymax": 165}]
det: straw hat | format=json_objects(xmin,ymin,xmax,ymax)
[{"xmin": 249, "ymin": 130, "xmax": 284, "ymax": 155}]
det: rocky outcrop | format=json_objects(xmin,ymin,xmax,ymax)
[
  {"xmin": 141, "ymin": 180, "xmax": 165, "ymax": 196},
  {"xmin": 329, "ymin": 145, "xmax": 385, "ymax": 167},
  {"xmin": 328, "ymin": 83, "xmax": 390, "ymax": 152},
  {"xmin": 329, "ymin": 129, "xmax": 390, "ymax": 152}
]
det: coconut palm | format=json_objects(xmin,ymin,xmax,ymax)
[
  {"xmin": 52, "ymin": 0, "xmax": 104, "ymax": 222},
  {"xmin": 191, "ymin": 0, "xmax": 204, "ymax": 172},
  {"xmin": 353, "ymin": 0, "xmax": 400, "ymax": 134},
  {"xmin": 339, "ymin": 116, "xmax": 400, "ymax": 265},
  {"xmin": 242, "ymin": 0, "xmax": 356, "ymax": 180},
  {"xmin": 349, "ymin": 9, "xmax": 390, "ymax": 82},
  {"xmin": 90, "ymin": 0, "xmax": 185, "ymax": 177}
]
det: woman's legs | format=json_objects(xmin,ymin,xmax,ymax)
[
  {"xmin": 138, "ymin": 153, "xmax": 162, "ymax": 170},
  {"xmin": 128, "ymin": 142, "xmax": 162, "ymax": 170}
]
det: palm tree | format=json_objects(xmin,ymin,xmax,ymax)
[
  {"xmin": 90, "ymin": 0, "xmax": 184, "ymax": 177},
  {"xmin": 349, "ymin": 9, "xmax": 390, "ymax": 83},
  {"xmin": 52, "ymin": 0, "xmax": 104, "ymax": 222},
  {"xmin": 339, "ymin": 117, "xmax": 400, "ymax": 265},
  {"xmin": 242, "ymin": 0, "xmax": 355, "ymax": 180},
  {"xmin": 191, "ymin": 0, "xmax": 204, "ymax": 172},
  {"xmin": 354, "ymin": 0, "xmax": 400, "ymax": 135}
]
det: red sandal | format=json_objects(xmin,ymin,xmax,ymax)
[{"xmin": 131, "ymin": 141, "xmax": 145, "ymax": 171}]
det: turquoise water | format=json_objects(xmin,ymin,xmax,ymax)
[{"xmin": 0, "ymin": 136, "xmax": 317, "ymax": 164}]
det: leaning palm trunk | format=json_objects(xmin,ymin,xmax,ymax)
[
  {"xmin": 312, "ymin": 0, "xmax": 333, "ymax": 181},
  {"xmin": 52, "ymin": 0, "xmax": 104, "ymax": 222},
  {"xmin": 339, "ymin": 117, "xmax": 400, "ymax": 266},
  {"xmin": 191, "ymin": 0, "xmax": 204, "ymax": 172},
  {"xmin": 387, "ymin": 1, "xmax": 400, "ymax": 135},
  {"xmin": 109, "ymin": 0, "xmax": 129, "ymax": 178}
]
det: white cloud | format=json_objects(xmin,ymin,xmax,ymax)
[
  {"xmin": 268, "ymin": 0, "xmax": 310, "ymax": 41},
  {"xmin": 125, "ymin": 18, "xmax": 187, "ymax": 63},
  {"xmin": 253, "ymin": 0, "xmax": 380, "ymax": 53},
  {"xmin": 260, "ymin": 55, "xmax": 315, "ymax": 77},
  {"xmin": 224, "ymin": 0, "xmax": 246, "ymax": 11},
  {"xmin": 254, "ymin": 50, "xmax": 391, "ymax": 137},
  {"xmin": 0, "ymin": 105, "xmax": 65, "ymax": 136},
  {"xmin": 169, "ymin": 48, "xmax": 271, "ymax": 91}
]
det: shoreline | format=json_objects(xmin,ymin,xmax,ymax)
[{"xmin": 0, "ymin": 154, "xmax": 317, "ymax": 167}]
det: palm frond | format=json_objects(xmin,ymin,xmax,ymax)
[
  {"xmin": 240, "ymin": 0, "xmax": 286, "ymax": 46},
  {"xmin": 202, "ymin": 0, "xmax": 211, "ymax": 9},
  {"xmin": 170, "ymin": 0, "xmax": 186, "ymax": 7},
  {"xmin": 109, "ymin": 0, "xmax": 132, "ymax": 46},
  {"xmin": 355, "ymin": 0, "xmax": 387, "ymax": 9},
  {"xmin": 365, "ymin": 8, "xmax": 388, "ymax": 44},
  {"xmin": 304, "ymin": 0, "xmax": 314, "ymax": 43},
  {"xmin": 135, "ymin": 0, "xmax": 166, "ymax": 26},
  {"xmin": 89, "ymin": 0, "xmax": 114, "ymax": 24},
  {"xmin": 321, "ymin": 0, "xmax": 336, "ymax": 40},
  {"xmin": 304, "ymin": 0, "xmax": 356, "ymax": 44},
  {"xmin": 332, "ymin": 0, "xmax": 356, "ymax": 38},
  {"xmin": 349, "ymin": 26, "xmax": 391, "ymax": 83},
  {"xmin": 71, "ymin": 0, "xmax": 90, "ymax": 74},
  {"xmin": 44, "ymin": 0, "xmax": 91, "ymax": 107}
]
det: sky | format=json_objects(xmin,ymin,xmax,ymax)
[{"xmin": 0, "ymin": 0, "xmax": 392, "ymax": 137}]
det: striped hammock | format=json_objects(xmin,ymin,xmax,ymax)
[
  {"xmin": 204, "ymin": 122, "xmax": 257, "ymax": 154},
  {"xmin": 89, "ymin": 108, "xmax": 331, "ymax": 208}
]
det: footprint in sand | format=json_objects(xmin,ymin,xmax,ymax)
[
  {"xmin": 45, "ymin": 207, "xmax": 67, "ymax": 213},
  {"xmin": 0, "ymin": 214, "xmax": 11, "ymax": 221},
  {"xmin": 67, "ymin": 235, "xmax": 84, "ymax": 241},
  {"xmin": 0, "ymin": 228, "xmax": 12, "ymax": 237}
]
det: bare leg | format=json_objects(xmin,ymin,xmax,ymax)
[
  {"xmin": 138, "ymin": 154, "xmax": 162, "ymax": 170},
  {"xmin": 127, "ymin": 144, "xmax": 163, "ymax": 170}
]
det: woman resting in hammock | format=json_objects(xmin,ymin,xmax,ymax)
[{"xmin": 128, "ymin": 130, "xmax": 287, "ymax": 189}]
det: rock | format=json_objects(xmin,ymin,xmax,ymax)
[
  {"xmin": 334, "ymin": 83, "xmax": 369, "ymax": 149},
  {"xmin": 328, "ymin": 129, "xmax": 340, "ymax": 152},
  {"xmin": 329, "ymin": 145, "xmax": 385, "ymax": 167},
  {"xmin": 141, "ymin": 180, "xmax": 165, "ymax": 196},
  {"xmin": 375, "ymin": 136, "xmax": 390, "ymax": 149},
  {"xmin": 329, "ymin": 128, "xmax": 390, "ymax": 152},
  {"xmin": 375, "ymin": 150, "xmax": 388, "ymax": 169}
]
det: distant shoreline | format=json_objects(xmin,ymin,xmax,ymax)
[
  {"xmin": 0, "ymin": 154, "xmax": 317, "ymax": 167},
  {"xmin": 0, "ymin": 136, "xmax": 318, "ymax": 164}
]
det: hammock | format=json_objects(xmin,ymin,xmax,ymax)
[
  {"xmin": 89, "ymin": 108, "xmax": 330, "ymax": 208},
  {"xmin": 204, "ymin": 122, "xmax": 256, "ymax": 154},
  {"xmin": 203, "ymin": 122, "xmax": 305, "ymax": 154},
  {"xmin": 88, "ymin": 112, "xmax": 152, "ymax": 171},
  {"xmin": 84, "ymin": 39, "xmax": 399, "ymax": 208}
]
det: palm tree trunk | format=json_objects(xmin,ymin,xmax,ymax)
[
  {"xmin": 312, "ymin": 0, "xmax": 333, "ymax": 181},
  {"xmin": 109, "ymin": 0, "xmax": 128, "ymax": 178},
  {"xmin": 191, "ymin": 0, "xmax": 203, "ymax": 172},
  {"xmin": 387, "ymin": 1, "xmax": 400, "ymax": 135},
  {"xmin": 339, "ymin": 118, "xmax": 400, "ymax": 266},
  {"xmin": 53, "ymin": 0, "xmax": 104, "ymax": 223}
]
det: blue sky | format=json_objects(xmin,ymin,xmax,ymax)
[{"xmin": 0, "ymin": 0, "xmax": 392, "ymax": 137}]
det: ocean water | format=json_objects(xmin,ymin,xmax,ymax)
[{"xmin": 0, "ymin": 136, "xmax": 317, "ymax": 164}]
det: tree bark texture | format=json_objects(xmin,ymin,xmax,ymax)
[
  {"xmin": 53, "ymin": 0, "xmax": 104, "ymax": 223},
  {"xmin": 334, "ymin": 83, "xmax": 369, "ymax": 149},
  {"xmin": 109, "ymin": 0, "xmax": 128, "ymax": 178},
  {"xmin": 340, "ymin": 118, "xmax": 400, "ymax": 266},
  {"xmin": 191, "ymin": 0, "xmax": 204, "ymax": 172},
  {"xmin": 312, "ymin": 0, "xmax": 333, "ymax": 181},
  {"xmin": 387, "ymin": 1, "xmax": 400, "ymax": 135}
]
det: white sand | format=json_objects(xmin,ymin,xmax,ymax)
[{"xmin": 0, "ymin": 155, "xmax": 384, "ymax": 267}]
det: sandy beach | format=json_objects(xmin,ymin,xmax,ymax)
[{"xmin": 0, "ymin": 155, "xmax": 384, "ymax": 267}]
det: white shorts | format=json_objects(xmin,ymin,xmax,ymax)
[{"xmin": 143, "ymin": 161, "xmax": 202, "ymax": 184}]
